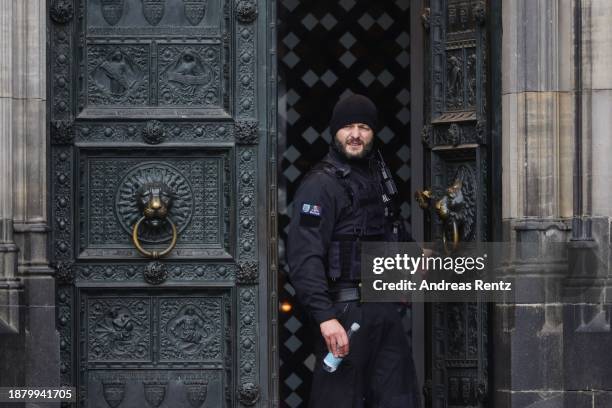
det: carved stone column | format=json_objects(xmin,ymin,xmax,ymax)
[
  {"xmin": 497, "ymin": 0, "xmax": 575, "ymax": 406},
  {"xmin": 499, "ymin": 0, "xmax": 612, "ymax": 406},
  {"xmin": 0, "ymin": 0, "xmax": 22, "ymax": 334},
  {"xmin": 0, "ymin": 0, "xmax": 59, "ymax": 397}
]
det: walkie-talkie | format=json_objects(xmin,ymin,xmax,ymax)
[
  {"xmin": 376, "ymin": 150, "xmax": 405, "ymax": 241},
  {"xmin": 376, "ymin": 150, "xmax": 399, "ymax": 209}
]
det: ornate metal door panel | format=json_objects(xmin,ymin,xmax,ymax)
[
  {"xmin": 48, "ymin": 0, "xmax": 273, "ymax": 406},
  {"xmin": 420, "ymin": 0, "xmax": 490, "ymax": 407}
]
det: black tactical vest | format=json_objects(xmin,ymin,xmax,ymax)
[{"xmin": 312, "ymin": 157, "xmax": 387, "ymax": 282}]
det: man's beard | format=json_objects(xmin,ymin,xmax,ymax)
[{"xmin": 334, "ymin": 136, "xmax": 375, "ymax": 160}]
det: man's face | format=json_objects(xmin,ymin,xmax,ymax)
[{"xmin": 334, "ymin": 123, "xmax": 375, "ymax": 159}]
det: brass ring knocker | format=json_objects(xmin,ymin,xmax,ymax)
[
  {"xmin": 131, "ymin": 216, "xmax": 178, "ymax": 259},
  {"xmin": 442, "ymin": 219, "xmax": 460, "ymax": 254}
]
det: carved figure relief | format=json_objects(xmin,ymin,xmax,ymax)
[
  {"xmin": 159, "ymin": 46, "xmax": 219, "ymax": 106},
  {"xmin": 115, "ymin": 163, "xmax": 194, "ymax": 243},
  {"xmin": 89, "ymin": 47, "xmax": 148, "ymax": 106},
  {"xmin": 447, "ymin": 123, "xmax": 462, "ymax": 146},
  {"xmin": 159, "ymin": 298, "xmax": 222, "ymax": 361},
  {"xmin": 88, "ymin": 298, "xmax": 150, "ymax": 361},
  {"xmin": 101, "ymin": 0, "xmax": 125, "ymax": 26},
  {"xmin": 448, "ymin": 303, "xmax": 465, "ymax": 357},
  {"xmin": 168, "ymin": 305, "xmax": 208, "ymax": 353},
  {"xmin": 142, "ymin": 0, "xmax": 167, "ymax": 26},
  {"xmin": 94, "ymin": 49, "xmax": 141, "ymax": 96},
  {"xmin": 467, "ymin": 52, "xmax": 477, "ymax": 107},
  {"xmin": 475, "ymin": 119, "xmax": 487, "ymax": 144},
  {"xmin": 183, "ymin": 0, "xmax": 208, "ymax": 25},
  {"xmin": 446, "ymin": 53, "xmax": 464, "ymax": 110},
  {"xmin": 473, "ymin": 1, "xmax": 486, "ymax": 25}
]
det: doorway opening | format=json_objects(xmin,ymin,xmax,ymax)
[{"xmin": 276, "ymin": 1, "xmax": 416, "ymax": 406}]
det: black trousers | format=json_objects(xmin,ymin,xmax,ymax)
[{"xmin": 309, "ymin": 302, "xmax": 421, "ymax": 408}]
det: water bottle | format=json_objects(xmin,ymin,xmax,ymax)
[{"xmin": 322, "ymin": 322, "xmax": 361, "ymax": 372}]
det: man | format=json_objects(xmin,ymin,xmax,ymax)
[{"xmin": 287, "ymin": 94, "xmax": 420, "ymax": 408}]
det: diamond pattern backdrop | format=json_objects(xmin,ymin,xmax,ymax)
[{"xmin": 278, "ymin": 1, "xmax": 411, "ymax": 406}]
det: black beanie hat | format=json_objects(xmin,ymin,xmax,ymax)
[{"xmin": 329, "ymin": 94, "xmax": 378, "ymax": 137}]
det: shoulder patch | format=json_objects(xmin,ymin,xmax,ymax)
[{"xmin": 301, "ymin": 203, "xmax": 322, "ymax": 217}]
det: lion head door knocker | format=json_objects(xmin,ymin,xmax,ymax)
[
  {"xmin": 415, "ymin": 165, "xmax": 476, "ymax": 253},
  {"xmin": 116, "ymin": 163, "xmax": 194, "ymax": 261},
  {"xmin": 131, "ymin": 181, "xmax": 179, "ymax": 259}
]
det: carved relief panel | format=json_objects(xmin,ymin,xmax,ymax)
[
  {"xmin": 77, "ymin": 149, "xmax": 231, "ymax": 258},
  {"xmin": 429, "ymin": 0, "xmax": 485, "ymax": 122},
  {"xmin": 81, "ymin": 290, "xmax": 231, "ymax": 406},
  {"xmin": 80, "ymin": 0, "xmax": 229, "ymax": 116}
]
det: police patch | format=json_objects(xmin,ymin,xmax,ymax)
[
  {"xmin": 301, "ymin": 203, "xmax": 322, "ymax": 217},
  {"xmin": 299, "ymin": 203, "xmax": 322, "ymax": 227}
]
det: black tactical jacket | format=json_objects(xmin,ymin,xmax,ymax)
[{"xmin": 287, "ymin": 148, "xmax": 388, "ymax": 324}]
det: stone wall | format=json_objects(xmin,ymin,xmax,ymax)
[{"xmin": 499, "ymin": 0, "xmax": 612, "ymax": 406}]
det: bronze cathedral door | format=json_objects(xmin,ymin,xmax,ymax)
[
  {"xmin": 48, "ymin": 0, "xmax": 276, "ymax": 406},
  {"xmin": 418, "ymin": 0, "xmax": 500, "ymax": 407}
]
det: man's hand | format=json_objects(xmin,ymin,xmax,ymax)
[{"xmin": 320, "ymin": 319, "xmax": 349, "ymax": 357}]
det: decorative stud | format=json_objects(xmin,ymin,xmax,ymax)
[
  {"xmin": 50, "ymin": 0, "xmax": 74, "ymax": 24},
  {"xmin": 238, "ymin": 382, "xmax": 260, "ymax": 406},
  {"xmin": 235, "ymin": 120, "xmax": 259, "ymax": 145},
  {"xmin": 54, "ymin": 261, "xmax": 75, "ymax": 284},
  {"xmin": 236, "ymin": 261, "xmax": 258, "ymax": 284},
  {"xmin": 236, "ymin": 0, "xmax": 258, "ymax": 24},
  {"xmin": 144, "ymin": 261, "xmax": 168, "ymax": 285},
  {"xmin": 142, "ymin": 120, "xmax": 165, "ymax": 144},
  {"xmin": 51, "ymin": 120, "xmax": 74, "ymax": 145}
]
